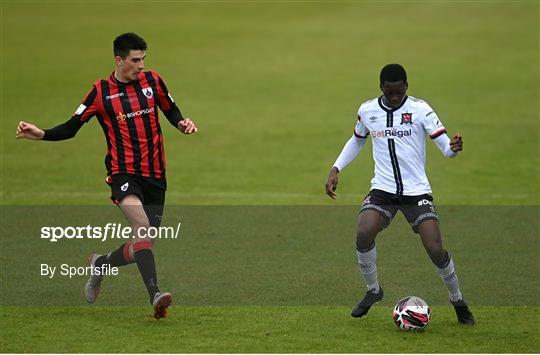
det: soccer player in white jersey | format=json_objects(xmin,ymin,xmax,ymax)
[{"xmin": 325, "ymin": 64, "xmax": 474, "ymax": 325}]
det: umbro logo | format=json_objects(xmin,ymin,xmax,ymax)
[
  {"xmin": 121, "ymin": 182, "xmax": 129, "ymax": 192},
  {"xmin": 369, "ymin": 116, "xmax": 378, "ymax": 121}
]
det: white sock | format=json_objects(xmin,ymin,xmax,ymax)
[
  {"xmin": 437, "ymin": 256, "xmax": 463, "ymax": 302},
  {"xmin": 356, "ymin": 247, "xmax": 380, "ymax": 293}
]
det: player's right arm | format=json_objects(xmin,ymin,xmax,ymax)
[
  {"xmin": 325, "ymin": 110, "xmax": 369, "ymax": 199},
  {"xmin": 16, "ymin": 85, "xmax": 98, "ymax": 141},
  {"xmin": 16, "ymin": 117, "xmax": 84, "ymax": 141}
]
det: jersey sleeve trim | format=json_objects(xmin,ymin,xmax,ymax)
[
  {"xmin": 354, "ymin": 130, "xmax": 369, "ymax": 138},
  {"xmin": 430, "ymin": 128, "xmax": 447, "ymax": 139}
]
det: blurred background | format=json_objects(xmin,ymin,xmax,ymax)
[{"xmin": 2, "ymin": 1, "xmax": 538, "ymax": 206}]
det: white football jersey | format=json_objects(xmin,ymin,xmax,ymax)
[{"xmin": 355, "ymin": 95, "xmax": 447, "ymax": 195}]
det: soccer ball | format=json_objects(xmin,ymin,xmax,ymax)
[{"xmin": 392, "ymin": 296, "xmax": 431, "ymax": 331}]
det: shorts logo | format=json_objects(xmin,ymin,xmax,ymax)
[
  {"xmin": 417, "ymin": 199, "xmax": 432, "ymax": 206},
  {"xmin": 142, "ymin": 87, "xmax": 153, "ymax": 98},
  {"xmin": 363, "ymin": 195, "xmax": 371, "ymax": 205},
  {"xmin": 121, "ymin": 182, "xmax": 129, "ymax": 192},
  {"xmin": 116, "ymin": 112, "xmax": 126, "ymax": 122},
  {"xmin": 401, "ymin": 113, "xmax": 413, "ymax": 124}
]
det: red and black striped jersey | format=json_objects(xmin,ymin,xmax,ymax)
[{"xmin": 69, "ymin": 70, "xmax": 182, "ymax": 179}]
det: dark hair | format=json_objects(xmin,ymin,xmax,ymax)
[
  {"xmin": 113, "ymin": 32, "xmax": 147, "ymax": 58},
  {"xmin": 380, "ymin": 64, "xmax": 407, "ymax": 83}
]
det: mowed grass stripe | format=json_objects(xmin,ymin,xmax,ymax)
[
  {"xmin": 1, "ymin": 306, "xmax": 538, "ymax": 353},
  {"xmin": 2, "ymin": 206, "xmax": 538, "ymax": 307}
]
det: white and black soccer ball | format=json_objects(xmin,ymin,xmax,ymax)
[{"xmin": 392, "ymin": 296, "xmax": 431, "ymax": 331}]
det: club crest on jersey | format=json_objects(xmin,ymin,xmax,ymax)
[
  {"xmin": 401, "ymin": 113, "xmax": 413, "ymax": 124},
  {"xmin": 116, "ymin": 112, "xmax": 126, "ymax": 122},
  {"xmin": 142, "ymin": 87, "xmax": 153, "ymax": 99}
]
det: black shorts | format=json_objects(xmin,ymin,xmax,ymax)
[
  {"xmin": 360, "ymin": 189, "xmax": 438, "ymax": 233},
  {"xmin": 106, "ymin": 174, "xmax": 166, "ymax": 227}
]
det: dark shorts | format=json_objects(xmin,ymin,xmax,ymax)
[
  {"xmin": 360, "ymin": 189, "xmax": 438, "ymax": 234},
  {"xmin": 106, "ymin": 174, "xmax": 166, "ymax": 227}
]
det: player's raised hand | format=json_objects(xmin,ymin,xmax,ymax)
[
  {"xmin": 16, "ymin": 121, "xmax": 44, "ymax": 140},
  {"xmin": 325, "ymin": 166, "xmax": 339, "ymax": 199},
  {"xmin": 178, "ymin": 118, "xmax": 198, "ymax": 135},
  {"xmin": 450, "ymin": 133, "xmax": 463, "ymax": 152}
]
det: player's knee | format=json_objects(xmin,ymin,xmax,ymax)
[
  {"xmin": 147, "ymin": 215, "xmax": 162, "ymax": 228},
  {"xmin": 356, "ymin": 227, "xmax": 376, "ymax": 251},
  {"xmin": 427, "ymin": 248, "xmax": 448, "ymax": 267},
  {"xmin": 424, "ymin": 237, "xmax": 443, "ymax": 253},
  {"xmin": 357, "ymin": 224, "xmax": 377, "ymax": 240}
]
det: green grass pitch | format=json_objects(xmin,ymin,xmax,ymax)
[{"xmin": 1, "ymin": 1, "xmax": 539, "ymax": 353}]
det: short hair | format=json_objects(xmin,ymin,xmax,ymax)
[
  {"xmin": 380, "ymin": 64, "xmax": 407, "ymax": 83},
  {"xmin": 113, "ymin": 32, "xmax": 147, "ymax": 58}
]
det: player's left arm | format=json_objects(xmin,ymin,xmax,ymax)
[
  {"xmin": 422, "ymin": 105, "xmax": 462, "ymax": 157},
  {"xmin": 432, "ymin": 133, "xmax": 462, "ymax": 157},
  {"xmin": 153, "ymin": 71, "xmax": 197, "ymax": 135}
]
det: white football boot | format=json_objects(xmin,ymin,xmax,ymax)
[
  {"xmin": 152, "ymin": 292, "xmax": 173, "ymax": 319},
  {"xmin": 85, "ymin": 253, "xmax": 104, "ymax": 303}
]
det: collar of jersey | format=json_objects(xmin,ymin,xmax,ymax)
[
  {"xmin": 109, "ymin": 72, "xmax": 137, "ymax": 86},
  {"xmin": 377, "ymin": 95, "xmax": 408, "ymax": 112}
]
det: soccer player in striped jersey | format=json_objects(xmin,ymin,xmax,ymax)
[
  {"xmin": 16, "ymin": 33, "xmax": 197, "ymax": 319},
  {"xmin": 325, "ymin": 64, "xmax": 475, "ymax": 325}
]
